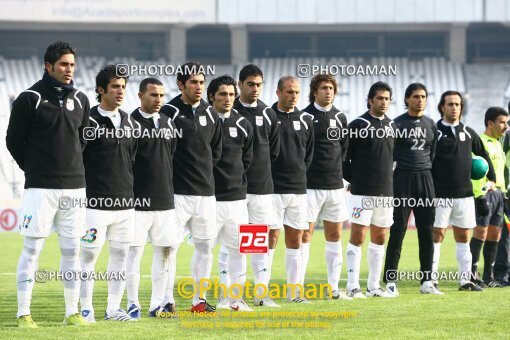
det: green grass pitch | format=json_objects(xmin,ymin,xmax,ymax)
[{"xmin": 1, "ymin": 229, "xmax": 509, "ymax": 339}]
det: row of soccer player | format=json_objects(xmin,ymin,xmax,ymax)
[{"xmin": 8, "ymin": 41, "xmax": 510, "ymax": 327}]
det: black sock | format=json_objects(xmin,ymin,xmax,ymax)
[
  {"xmin": 483, "ymin": 240, "xmax": 499, "ymax": 282},
  {"xmin": 470, "ymin": 238, "xmax": 484, "ymax": 279}
]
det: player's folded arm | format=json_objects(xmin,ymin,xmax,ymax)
[{"xmin": 6, "ymin": 92, "xmax": 39, "ymax": 170}]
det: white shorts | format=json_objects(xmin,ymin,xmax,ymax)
[
  {"xmin": 348, "ymin": 195, "xmax": 393, "ymax": 228},
  {"xmin": 246, "ymin": 194, "xmax": 276, "ymax": 225},
  {"xmin": 81, "ymin": 208, "xmax": 135, "ymax": 248},
  {"xmin": 132, "ymin": 209, "xmax": 182, "ymax": 247},
  {"xmin": 272, "ymin": 194, "xmax": 308, "ymax": 230},
  {"xmin": 19, "ymin": 188, "xmax": 86, "ymax": 238},
  {"xmin": 434, "ymin": 197, "xmax": 476, "ymax": 229},
  {"xmin": 307, "ymin": 188, "xmax": 349, "ymax": 223},
  {"xmin": 175, "ymin": 195, "xmax": 216, "ymax": 240},
  {"xmin": 216, "ymin": 200, "xmax": 248, "ymax": 249}
]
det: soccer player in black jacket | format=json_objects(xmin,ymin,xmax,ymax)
[
  {"xmin": 269, "ymin": 76, "xmax": 314, "ymax": 303},
  {"xmin": 207, "ymin": 75, "xmax": 253, "ymax": 311},
  {"xmin": 233, "ymin": 64, "xmax": 280, "ymax": 307},
  {"xmin": 159, "ymin": 62, "xmax": 222, "ymax": 313},
  {"xmin": 431, "ymin": 91, "xmax": 495, "ymax": 292},
  {"xmin": 7, "ymin": 41, "xmax": 90, "ymax": 328},
  {"xmin": 301, "ymin": 74, "xmax": 350, "ymax": 300},
  {"xmin": 383, "ymin": 83, "xmax": 441, "ymax": 296},
  {"xmin": 80, "ymin": 65, "xmax": 138, "ymax": 322},
  {"xmin": 125, "ymin": 78, "xmax": 179, "ymax": 319},
  {"xmin": 343, "ymin": 81, "xmax": 395, "ymax": 299}
]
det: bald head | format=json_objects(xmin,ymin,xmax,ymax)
[{"xmin": 276, "ymin": 76, "xmax": 300, "ymax": 112}]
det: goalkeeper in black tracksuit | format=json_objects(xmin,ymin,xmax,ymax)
[{"xmin": 383, "ymin": 83, "xmax": 440, "ymax": 296}]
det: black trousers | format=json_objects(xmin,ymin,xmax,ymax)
[
  {"xmin": 384, "ymin": 169, "xmax": 435, "ymax": 284},
  {"xmin": 494, "ymin": 221, "xmax": 510, "ymax": 281}
]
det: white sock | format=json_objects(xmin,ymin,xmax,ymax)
[
  {"xmin": 285, "ymin": 248, "xmax": 302, "ymax": 299},
  {"xmin": 218, "ymin": 245, "xmax": 230, "ymax": 299},
  {"xmin": 456, "ymin": 242, "xmax": 472, "ymax": 286},
  {"xmin": 367, "ymin": 242, "xmax": 385, "ymax": 291},
  {"xmin": 325, "ymin": 241, "xmax": 342, "ymax": 291},
  {"xmin": 227, "ymin": 246, "xmax": 246, "ymax": 300},
  {"xmin": 149, "ymin": 246, "xmax": 171, "ymax": 311},
  {"xmin": 299, "ymin": 243, "xmax": 310, "ymax": 285},
  {"xmin": 58, "ymin": 236, "xmax": 81, "ymax": 317},
  {"xmin": 79, "ymin": 246, "xmax": 102, "ymax": 312},
  {"xmin": 267, "ymin": 248, "xmax": 276, "ymax": 282},
  {"xmin": 163, "ymin": 244, "xmax": 180, "ymax": 305},
  {"xmin": 106, "ymin": 241, "xmax": 129, "ymax": 315},
  {"xmin": 126, "ymin": 245, "xmax": 144, "ymax": 308},
  {"xmin": 432, "ymin": 242, "xmax": 441, "ymax": 285},
  {"xmin": 17, "ymin": 237, "xmax": 45, "ymax": 318},
  {"xmin": 191, "ymin": 238, "xmax": 214, "ymax": 305},
  {"xmin": 346, "ymin": 242, "xmax": 361, "ymax": 291},
  {"xmin": 251, "ymin": 253, "xmax": 270, "ymax": 298}
]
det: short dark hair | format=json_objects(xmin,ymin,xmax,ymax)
[
  {"xmin": 95, "ymin": 64, "xmax": 129, "ymax": 102},
  {"xmin": 277, "ymin": 76, "xmax": 298, "ymax": 92},
  {"xmin": 484, "ymin": 107, "xmax": 509, "ymax": 127},
  {"xmin": 404, "ymin": 83, "xmax": 428, "ymax": 108},
  {"xmin": 139, "ymin": 77, "xmax": 163, "ymax": 93},
  {"xmin": 44, "ymin": 41, "xmax": 76, "ymax": 66},
  {"xmin": 239, "ymin": 64, "xmax": 263, "ymax": 82},
  {"xmin": 367, "ymin": 81, "xmax": 392, "ymax": 109},
  {"xmin": 176, "ymin": 61, "xmax": 205, "ymax": 85},
  {"xmin": 309, "ymin": 74, "xmax": 337, "ymax": 104},
  {"xmin": 207, "ymin": 75, "xmax": 238, "ymax": 105},
  {"xmin": 437, "ymin": 90, "xmax": 464, "ymax": 117}
]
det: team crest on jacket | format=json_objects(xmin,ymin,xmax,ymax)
[
  {"xmin": 293, "ymin": 121, "xmax": 301, "ymax": 130},
  {"xmin": 199, "ymin": 115, "xmax": 207, "ymax": 126},
  {"xmin": 229, "ymin": 127, "xmax": 238, "ymax": 137},
  {"xmin": 256, "ymin": 116, "xmax": 263, "ymax": 126},
  {"xmin": 66, "ymin": 98, "xmax": 74, "ymax": 111},
  {"xmin": 459, "ymin": 132, "xmax": 465, "ymax": 141}
]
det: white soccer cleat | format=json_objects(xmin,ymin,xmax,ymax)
[
  {"xmin": 230, "ymin": 299, "xmax": 254, "ymax": 312},
  {"xmin": 81, "ymin": 309, "xmax": 96, "ymax": 323},
  {"xmin": 420, "ymin": 282, "xmax": 444, "ymax": 295},
  {"xmin": 386, "ymin": 283, "xmax": 400, "ymax": 297},
  {"xmin": 254, "ymin": 297, "xmax": 281, "ymax": 307},
  {"xmin": 331, "ymin": 289, "xmax": 353, "ymax": 300},
  {"xmin": 347, "ymin": 288, "xmax": 367, "ymax": 299},
  {"xmin": 366, "ymin": 287, "xmax": 395, "ymax": 298},
  {"xmin": 104, "ymin": 308, "xmax": 138, "ymax": 322},
  {"xmin": 216, "ymin": 298, "xmax": 232, "ymax": 310}
]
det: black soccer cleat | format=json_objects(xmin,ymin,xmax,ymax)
[
  {"xmin": 459, "ymin": 282, "xmax": 484, "ymax": 292},
  {"xmin": 472, "ymin": 279, "xmax": 487, "ymax": 288},
  {"xmin": 484, "ymin": 280, "xmax": 504, "ymax": 288}
]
